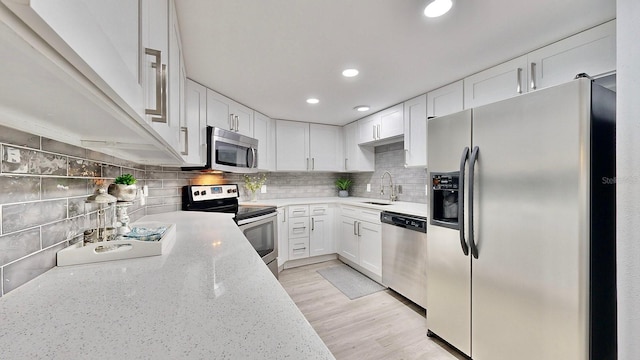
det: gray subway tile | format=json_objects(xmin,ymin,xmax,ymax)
[
  {"xmin": 68, "ymin": 158, "xmax": 101, "ymax": 177},
  {"xmin": 148, "ymin": 188, "xmax": 177, "ymax": 197},
  {"xmin": 2, "ymin": 146, "xmax": 67, "ymax": 175},
  {"xmin": 0, "ymin": 176, "xmax": 40, "ymax": 204},
  {"xmin": 3, "ymin": 242, "xmax": 64, "ymax": 295},
  {"xmin": 146, "ymin": 204, "xmax": 178, "ymax": 215},
  {"xmin": 41, "ymin": 217, "xmax": 84, "ymax": 248},
  {"xmin": 145, "ymin": 180, "xmax": 163, "ymax": 188},
  {"xmin": 85, "ymin": 150, "xmax": 114, "ymax": 164},
  {"xmin": 146, "ymin": 171, "xmax": 178, "ymax": 180},
  {"xmin": 0, "ymin": 228, "xmax": 40, "ymax": 266},
  {"xmin": 162, "ymin": 179, "xmax": 189, "ymax": 188},
  {"xmin": 0, "ymin": 125, "xmax": 40, "ymax": 149},
  {"xmin": 102, "ymin": 164, "xmax": 122, "ymax": 179},
  {"xmin": 42, "ymin": 138, "xmax": 86, "ymax": 158},
  {"xmin": 2, "ymin": 199, "xmax": 67, "ymax": 234},
  {"xmin": 42, "ymin": 177, "xmax": 89, "ymax": 200}
]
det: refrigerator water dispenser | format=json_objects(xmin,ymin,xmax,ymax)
[{"xmin": 430, "ymin": 172, "xmax": 460, "ymax": 229}]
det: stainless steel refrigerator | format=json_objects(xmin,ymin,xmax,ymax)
[{"xmin": 426, "ymin": 78, "xmax": 616, "ymax": 360}]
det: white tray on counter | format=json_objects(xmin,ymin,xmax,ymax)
[{"xmin": 57, "ymin": 222, "xmax": 176, "ymax": 266}]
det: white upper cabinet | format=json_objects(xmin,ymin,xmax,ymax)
[
  {"xmin": 527, "ymin": 20, "xmax": 616, "ymax": 91},
  {"xmin": 254, "ymin": 111, "xmax": 274, "ymax": 171},
  {"xmin": 403, "ymin": 94, "xmax": 427, "ymax": 168},
  {"xmin": 343, "ymin": 121, "xmax": 375, "ymax": 172},
  {"xmin": 275, "ymin": 120, "xmax": 342, "ymax": 172},
  {"xmin": 205, "ymin": 89, "xmax": 254, "ymax": 137},
  {"xmin": 309, "ymin": 124, "xmax": 343, "ymax": 171},
  {"xmin": 183, "ymin": 80, "xmax": 207, "ymax": 165},
  {"xmin": 427, "ymin": 80, "xmax": 464, "ymax": 118},
  {"xmin": 464, "ymin": 55, "xmax": 528, "ymax": 109},
  {"xmin": 4, "ymin": 0, "xmax": 145, "ymax": 117},
  {"xmin": 275, "ymin": 120, "xmax": 310, "ymax": 171},
  {"xmin": 358, "ymin": 104, "xmax": 404, "ymax": 145}
]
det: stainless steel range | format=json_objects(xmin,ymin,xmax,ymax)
[{"xmin": 182, "ymin": 184, "xmax": 278, "ymax": 278}]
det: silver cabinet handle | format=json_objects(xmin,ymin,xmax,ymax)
[
  {"xmin": 377, "ymin": 124, "xmax": 381, "ymax": 139},
  {"xmin": 293, "ymin": 247, "xmax": 307, "ymax": 251},
  {"xmin": 282, "ymin": 212, "xmax": 286, "ymax": 222},
  {"xmin": 353, "ymin": 221, "xmax": 357, "ymax": 235},
  {"xmin": 357, "ymin": 221, "xmax": 361, "ymax": 236},
  {"xmin": 530, "ymin": 62, "xmax": 537, "ymax": 90},
  {"xmin": 145, "ymin": 48, "xmax": 166, "ymax": 122},
  {"xmin": 516, "ymin": 67, "xmax": 523, "ymax": 94},
  {"xmin": 229, "ymin": 114, "xmax": 234, "ymax": 131},
  {"xmin": 180, "ymin": 127, "xmax": 188, "ymax": 155},
  {"xmin": 311, "ymin": 217, "xmax": 315, "ymax": 231},
  {"xmin": 404, "ymin": 149, "xmax": 409, "ymax": 167},
  {"xmin": 234, "ymin": 115, "xmax": 240, "ymax": 132},
  {"xmin": 306, "ymin": 157, "xmax": 310, "ymax": 170},
  {"xmin": 312, "ymin": 158, "xmax": 315, "ymax": 170},
  {"xmin": 292, "ymin": 210, "xmax": 306, "ymax": 215}
]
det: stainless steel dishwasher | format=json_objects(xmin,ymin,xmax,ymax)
[{"xmin": 381, "ymin": 211, "xmax": 427, "ymax": 309}]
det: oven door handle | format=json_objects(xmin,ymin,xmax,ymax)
[{"xmin": 237, "ymin": 212, "xmax": 277, "ymax": 226}]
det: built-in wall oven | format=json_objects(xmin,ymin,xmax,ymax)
[{"xmin": 182, "ymin": 184, "xmax": 278, "ymax": 278}]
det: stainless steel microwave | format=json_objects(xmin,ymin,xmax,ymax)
[{"xmin": 193, "ymin": 126, "xmax": 259, "ymax": 173}]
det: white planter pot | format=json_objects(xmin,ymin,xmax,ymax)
[
  {"xmin": 338, "ymin": 190, "xmax": 349, "ymax": 197},
  {"xmin": 108, "ymin": 184, "xmax": 138, "ymax": 202}
]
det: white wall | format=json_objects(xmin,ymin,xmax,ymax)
[{"xmin": 616, "ymin": 1, "xmax": 640, "ymax": 358}]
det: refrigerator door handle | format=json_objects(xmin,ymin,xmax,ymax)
[
  {"xmin": 458, "ymin": 147, "xmax": 470, "ymax": 256},
  {"xmin": 469, "ymin": 146, "xmax": 480, "ymax": 259}
]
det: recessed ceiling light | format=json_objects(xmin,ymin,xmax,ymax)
[
  {"xmin": 306, "ymin": 98, "xmax": 319, "ymax": 104},
  {"xmin": 354, "ymin": 105, "xmax": 370, "ymax": 112},
  {"xmin": 424, "ymin": 0, "xmax": 453, "ymax": 18},
  {"xmin": 342, "ymin": 69, "xmax": 359, "ymax": 77}
]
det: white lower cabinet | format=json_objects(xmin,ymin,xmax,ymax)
[
  {"xmin": 288, "ymin": 207, "xmax": 310, "ymax": 260},
  {"xmin": 287, "ymin": 204, "xmax": 335, "ymax": 260},
  {"xmin": 338, "ymin": 206, "xmax": 382, "ymax": 279},
  {"xmin": 277, "ymin": 207, "xmax": 288, "ymax": 268}
]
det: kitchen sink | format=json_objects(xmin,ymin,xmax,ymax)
[{"xmin": 362, "ymin": 201, "xmax": 393, "ymax": 206}]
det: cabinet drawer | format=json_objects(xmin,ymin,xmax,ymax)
[
  {"xmin": 341, "ymin": 205, "xmax": 360, "ymax": 217},
  {"xmin": 288, "ymin": 217, "xmax": 310, "ymax": 238},
  {"xmin": 360, "ymin": 209, "xmax": 381, "ymax": 224},
  {"xmin": 289, "ymin": 237, "xmax": 310, "ymax": 260},
  {"xmin": 310, "ymin": 204, "xmax": 329, "ymax": 215},
  {"xmin": 288, "ymin": 205, "xmax": 310, "ymax": 218}
]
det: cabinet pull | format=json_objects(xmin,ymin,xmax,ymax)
[
  {"xmin": 530, "ymin": 62, "xmax": 537, "ymax": 90},
  {"xmin": 229, "ymin": 114, "xmax": 234, "ymax": 131},
  {"xmin": 293, "ymin": 210, "xmax": 306, "ymax": 215},
  {"xmin": 377, "ymin": 124, "xmax": 381, "ymax": 140},
  {"xmin": 293, "ymin": 247, "xmax": 307, "ymax": 251},
  {"xmin": 311, "ymin": 218, "xmax": 315, "ymax": 231},
  {"xmin": 404, "ymin": 149, "xmax": 409, "ymax": 167},
  {"xmin": 372, "ymin": 125, "xmax": 376, "ymax": 140},
  {"xmin": 306, "ymin": 157, "xmax": 310, "ymax": 171},
  {"xmin": 234, "ymin": 115, "xmax": 240, "ymax": 132},
  {"xmin": 180, "ymin": 127, "xmax": 188, "ymax": 155},
  {"xmin": 293, "ymin": 226, "xmax": 306, "ymax": 230},
  {"xmin": 312, "ymin": 158, "xmax": 315, "ymax": 170},
  {"xmin": 353, "ymin": 221, "xmax": 357, "ymax": 236},
  {"xmin": 357, "ymin": 221, "xmax": 361, "ymax": 236},
  {"xmin": 516, "ymin": 67, "xmax": 523, "ymax": 94},
  {"xmin": 145, "ymin": 48, "xmax": 166, "ymax": 122},
  {"xmin": 282, "ymin": 212, "xmax": 286, "ymax": 222}
]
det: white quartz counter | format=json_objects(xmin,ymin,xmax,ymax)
[
  {"xmin": 244, "ymin": 197, "xmax": 428, "ymax": 218},
  {"xmin": 0, "ymin": 212, "xmax": 334, "ymax": 360}
]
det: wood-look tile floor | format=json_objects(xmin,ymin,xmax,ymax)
[{"xmin": 279, "ymin": 260, "xmax": 467, "ymax": 360}]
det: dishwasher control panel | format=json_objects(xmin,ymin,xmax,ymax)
[{"xmin": 380, "ymin": 212, "xmax": 427, "ymax": 233}]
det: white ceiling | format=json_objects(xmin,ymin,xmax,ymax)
[{"xmin": 176, "ymin": 0, "xmax": 616, "ymax": 126}]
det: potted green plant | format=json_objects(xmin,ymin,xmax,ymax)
[
  {"xmin": 108, "ymin": 173, "xmax": 138, "ymax": 202},
  {"xmin": 335, "ymin": 178, "xmax": 353, "ymax": 197}
]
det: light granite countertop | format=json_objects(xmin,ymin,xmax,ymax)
[
  {"xmin": 243, "ymin": 196, "xmax": 428, "ymax": 218},
  {"xmin": 0, "ymin": 211, "xmax": 334, "ymax": 360}
]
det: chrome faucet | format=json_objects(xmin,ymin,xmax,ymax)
[{"xmin": 380, "ymin": 171, "xmax": 397, "ymax": 201}]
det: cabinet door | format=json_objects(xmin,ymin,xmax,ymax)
[
  {"xmin": 310, "ymin": 214, "xmax": 333, "ymax": 256},
  {"xmin": 230, "ymin": 101, "xmax": 253, "ymax": 137},
  {"xmin": 206, "ymin": 89, "xmax": 233, "ymax": 131},
  {"xmin": 359, "ymin": 221, "xmax": 382, "ymax": 277},
  {"xmin": 427, "ymin": 80, "xmax": 464, "ymax": 118},
  {"xmin": 464, "ymin": 55, "xmax": 528, "ymax": 109},
  {"xmin": 276, "ymin": 120, "xmax": 310, "ymax": 171},
  {"xmin": 288, "ymin": 217, "xmax": 310, "ymax": 238},
  {"xmin": 344, "ymin": 122, "xmax": 375, "ymax": 171},
  {"xmin": 309, "ymin": 124, "xmax": 343, "ymax": 171},
  {"xmin": 527, "ymin": 20, "xmax": 616, "ymax": 92},
  {"xmin": 358, "ymin": 114, "xmax": 379, "ymax": 144},
  {"xmin": 253, "ymin": 111, "xmax": 271, "ymax": 170},
  {"xmin": 339, "ymin": 217, "xmax": 359, "ymax": 263},
  {"xmin": 379, "ymin": 104, "xmax": 404, "ymax": 139},
  {"xmin": 404, "ymin": 94, "xmax": 427, "ymax": 168},
  {"xmin": 277, "ymin": 208, "xmax": 288, "ymax": 267},
  {"xmin": 168, "ymin": 0, "xmax": 183, "ymax": 155},
  {"xmin": 183, "ymin": 80, "xmax": 207, "ymax": 165}
]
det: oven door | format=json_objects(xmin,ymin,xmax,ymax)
[{"xmin": 238, "ymin": 212, "xmax": 278, "ymax": 278}]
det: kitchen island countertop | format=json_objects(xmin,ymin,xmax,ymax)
[{"xmin": 0, "ymin": 211, "xmax": 334, "ymax": 360}]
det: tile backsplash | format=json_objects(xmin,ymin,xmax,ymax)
[{"xmin": 0, "ymin": 124, "xmax": 427, "ymax": 296}]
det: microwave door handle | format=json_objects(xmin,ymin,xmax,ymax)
[
  {"xmin": 459, "ymin": 147, "xmax": 470, "ymax": 256},
  {"xmin": 469, "ymin": 146, "xmax": 480, "ymax": 259},
  {"xmin": 251, "ymin": 147, "xmax": 257, "ymax": 168}
]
